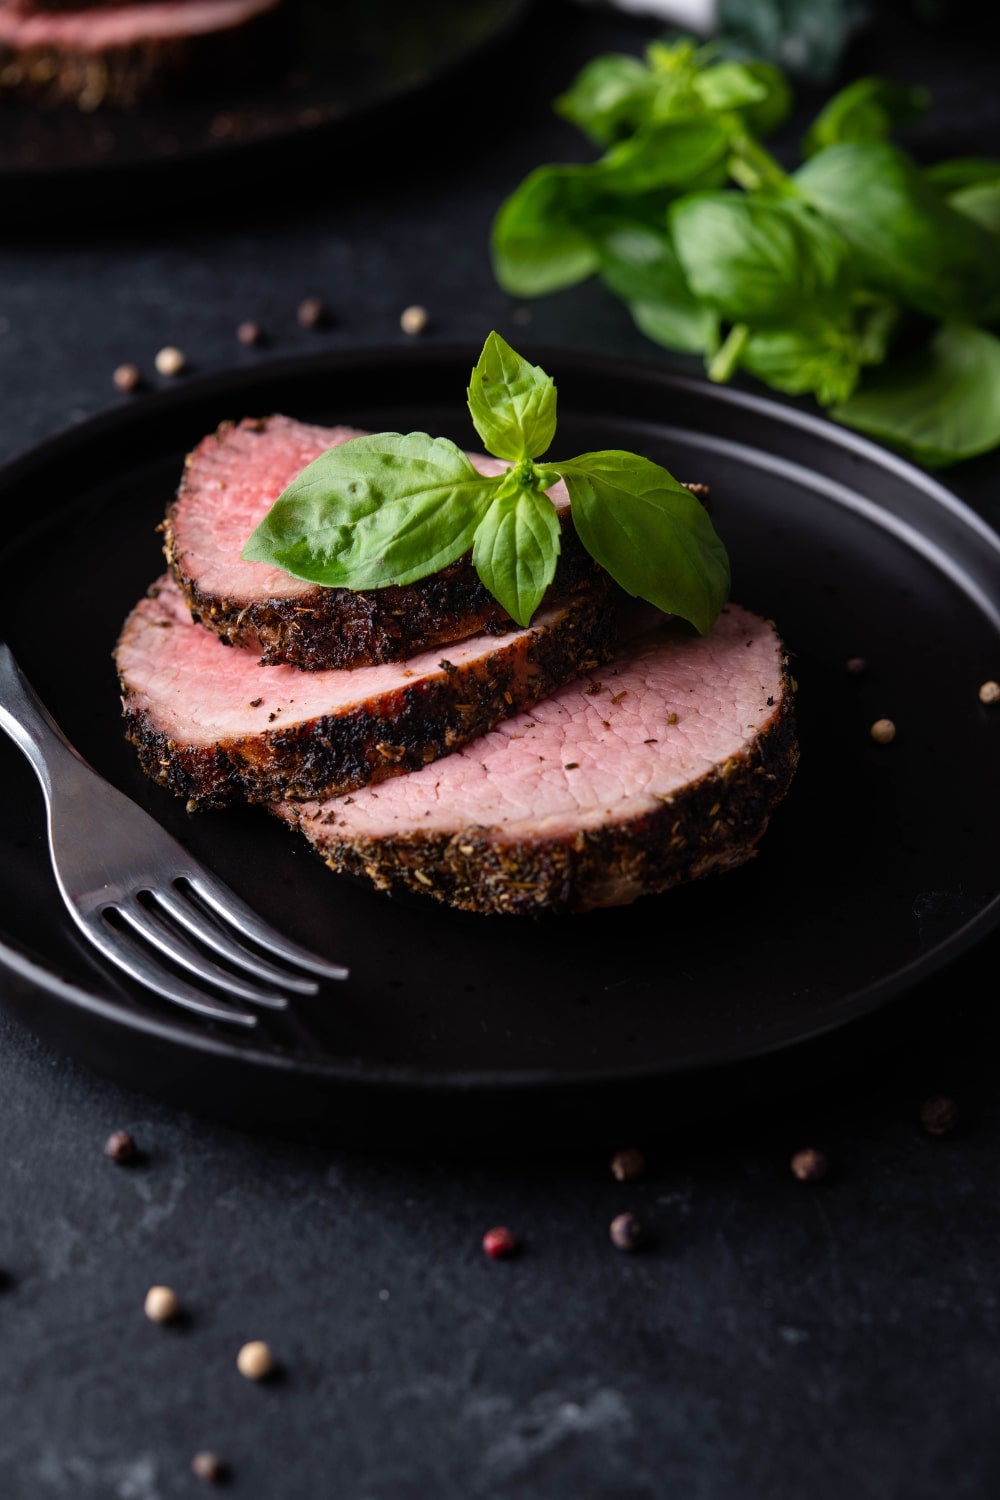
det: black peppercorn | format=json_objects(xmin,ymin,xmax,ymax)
[
  {"xmin": 921, "ymin": 1095, "xmax": 959, "ymax": 1136},
  {"xmin": 104, "ymin": 1129, "xmax": 137, "ymax": 1163},
  {"xmin": 610, "ymin": 1147, "xmax": 646, "ymax": 1182}
]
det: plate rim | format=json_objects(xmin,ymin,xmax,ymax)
[{"xmin": 2, "ymin": 341, "xmax": 999, "ymax": 1093}]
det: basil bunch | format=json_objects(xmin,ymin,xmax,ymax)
[
  {"xmin": 492, "ymin": 42, "xmax": 1000, "ymax": 467},
  {"xmin": 243, "ymin": 333, "xmax": 729, "ymax": 632}
]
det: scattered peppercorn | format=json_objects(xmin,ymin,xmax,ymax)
[
  {"xmin": 154, "ymin": 346, "xmax": 186, "ymax": 377},
  {"xmin": 846, "ymin": 657, "xmax": 867, "ymax": 676},
  {"xmin": 236, "ymin": 320, "xmax": 262, "ymax": 347},
  {"xmin": 790, "ymin": 1148, "xmax": 828, "ymax": 1182},
  {"xmin": 112, "ymin": 362, "xmax": 141, "ymax": 394},
  {"xmin": 191, "ymin": 1451, "xmax": 227, "ymax": 1484},
  {"xmin": 609, "ymin": 1212, "xmax": 645, "ymax": 1251},
  {"xmin": 921, "ymin": 1095, "xmax": 959, "ymax": 1136},
  {"xmin": 400, "ymin": 304, "xmax": 429, "ymax": 335},
  {"xmin": 104, "ymin": 1129, "xmax": 137, "ymax": 1163},
  {"xmin": 870, "ymin": 718, "xmax": 896, "ymax": 744},
  {"xmin": 979, "ymin": 680, "xmax": 1000, "ymax": 705},
  {"xmin": 297, "ymin": 296, "xmax": 326, "ymax": 329},
  {"xmin": 144, "ymin": 1285, "xmax": 180, "ymax": 1323},
  {"xmin": 482, "ymin": 1226, "xmax": 518, "ymax": 1260},
  {"xmin": 610, "ymin": 1147, "xmax": 646, "ymax": 1182},
  {"xmin": 236, "ymin": 1340, "xmax": 275, "ymax": 1380}
]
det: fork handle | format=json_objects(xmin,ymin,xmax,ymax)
[{"xmin": 0, "ymin": 642, "xmax": 90, "ymax": 800}]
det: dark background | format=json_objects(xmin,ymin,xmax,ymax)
[{"xmin": 2, "ymin": 2, "xmax": 999, "ymax": 1495}]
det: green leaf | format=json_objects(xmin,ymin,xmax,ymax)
[
  {"xmin": 598, "ymin": 119, "xmax": 733, "ymax": 197},
  {"xmin": 593, "ymin": 221, "xmax": 719, "ymax": 354},
  {"xmin": 741, "ymin": 323, "xmax": 861, "ymax": 405},
  {"xmin": 491, "ymin": 164, "xmax": 603, "ymax": 298},
  {"xmin": 803, "ymin": 76, "xmax": 929, "ymax": 158},
  {"xmin": 832, "ymin": 324, "xmax": 1000, "ymax": 467},
  {"xmin": 241, "ymin": 432, "xmax": 500, "ymax": 588},
  {"xmin": 693, "ymin": 60, "xmax": 769, "ymax": 113},
  {"xmin": 491, "ymin": 121, "xmax": 732, "ymax": 300},
  {"xmin": 948, "ymin": 180, "xmax": 1000, "ymax": 238},
  {"xmin": 924, "ymin": 157, "xmax": 1000, "ymax": 193},
  {"xmin": 467, "ymin": 332, "xmax": 557, "ymax": 462},
  {"xmin": 739, "ymin": 294, "xmax": 900, "ymax": 405},
  {"xmin": 670, "ymin": 192, "xmax": 852, "ymax": 326},
  {"xmin": 554, "ymin": 53, "xmax": 657, "ymax": 147},
  {"xmin": 794, "ymin": 142, "xmax": 1000, "ymax": 323},
  {"xmin": 471, "ymin": 480, "xmax": 561, "ymax": 627},
  {"xmin": 556, "ymin": 451, "xmax": 730, "ymax": 633},
  {"xmin": 735, "ymin": 61, "xmax": 794, "ymax": 137}
]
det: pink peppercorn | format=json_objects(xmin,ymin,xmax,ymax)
[{"xmin": 482, "ymin": 1226, "xmax": 518, "ymax": 1260}]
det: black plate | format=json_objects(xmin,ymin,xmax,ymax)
[
  {"xmin": 2, "ymin": 346, "xmax": 999, "ymax": 1137},
  {"xmin": 0, "ymin": 0, "xmax": 529, "ymax": 194}
]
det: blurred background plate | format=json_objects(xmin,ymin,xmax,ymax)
[
  {"xmin": 0, "ymin": 0, "xmax": 532, "ymax": 219},
  {"xmin": 0, "ymin": 346, "xmax": 998, "ymax": 1140}
]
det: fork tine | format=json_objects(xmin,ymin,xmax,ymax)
[
  {"xmin": 154, "ymin": 885, "xmax": 320, "ymax": 995},
  {"xmin": 115, "ymin": 900, "xmax": 291, "ymax": 1011},
  {"xmin": 183, "ymin": 871, "xmax": 350, "ymax": 981},
  {"xmin": 74, "ymin": 909, "xmax": 259, "ymax": 1028}
]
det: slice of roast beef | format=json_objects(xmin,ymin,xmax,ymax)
[
  {"xmin": 0, "ymin": 0, "xmax": 284, "ymax": 109},
  {"xmin": 115, "ymin": 571, "xmax": 616, "ymax": 809},
  {"xmin": 275, "ymin": 604, "xmax": 798, "ymax": 915},
  {"xmin": 163, "ymin": 414, "xmax": 604, "ymax": 672}
]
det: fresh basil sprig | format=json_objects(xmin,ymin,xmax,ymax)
[
  {"xmin": 490, "ymin": 37, "xmax": 1000, "ymax": 466},
  {"xmin": 242, "ymin": 333, "xmax": 730, "ymax": 633}
]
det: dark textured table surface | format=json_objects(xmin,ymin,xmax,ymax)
[{"xmin": 2, "ymin": 3, "xmax": 1000, "ymax": 1495}]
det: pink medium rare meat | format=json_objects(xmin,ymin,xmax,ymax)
[
  {"xmin": 276, "ymin": 604, "xmax": 798, "ymax": 915},
  {"xmin": 115, "ymin": 572, "xmax": 616, "ymax": 808},
  {"xmin": 163, "ymin": 415, "xmax": 604, "ymax": 671},
  {"xmin": 0, "ymin": 0, "xmax": 279, "ymax": 41},
  {"xmin": 0, "ymin": 0, "xmax": 283, "ymax": 107}
]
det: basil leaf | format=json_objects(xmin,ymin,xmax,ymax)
[
  {"xmin": 491, "ymin": 164, "xmax": 604, "ymax": 298},
  {"xmin": 740, "ymin": 295, "xmax": 899, "ymax": 405},
  {"xmin": 742, "ymin": 323, "xmax": 862, "ymax": 405},
  {"xmin": 833, "ymin": 323, "xmax": 1000, "ymax": 467},
  {"xmin": 594, "ymin": 221, "xmax": 719, "ymax": 354},
  {"xmin": 670, "ymin": 192, "xmax": 852, "ymax": 326},
  {"xmin": 491, "ymin": 122, "xmax": 731, "ymax": 299},
  {"xmin": 555, "ymin": 53, "xmax": 658, "ymax": 146},
  {"xmin": 794, "ymin": 142, "xmax": 1000, "ymax": 323},
  {"xmin": 598, "ymin": 120, "xmax": 732, "ymax": 197},
  {"xmin": 557, "ymin": 451, "xmax": 730, "ymax": 633},
  {"xmin": 471, "ymin": 482, "xmax": 561, "ymax": 628},
  {"xmin": 734, "ymin": 61, "xmax": 794, "ymax": 138},
  {"xmin": 924, "ymin": 157, "xmax": 1000, "ymax": 193},
  {"xmin": 467, "ymin": 332, "xmax": 556, "ymax": 463},
  {"xmin": 948, "ymin": 180, "xmax": 1000, "ymax": 238},
  {"xmin": 242, "ymin": 432, "xmax": 499, "ymax": 587},
  {"xmin": 693, "ymin": 61, "xmax": 769, "ymax": 113},
  {"xmin": 803, "ymin": 77, "xmax": 928, "ymax": 158}
]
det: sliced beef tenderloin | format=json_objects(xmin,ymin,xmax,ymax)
[
  {"xmin": 115, "ymin": 571, "xmax": 616, "ymax": 809},
  {"xmin": 163, "ymin": 414, "xmax": 603, "ymax": 672},
  {"xmin": 0, "ymin": 0, "xmax": 284, "ymax": 109},
  {"xmin": 275, "ymin": 604, "xmax": 798, "ymax": 915}
]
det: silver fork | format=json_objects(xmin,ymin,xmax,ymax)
[{"xmin": 0, "ymin": 642, "xmax": 347, "ymax": 1028}]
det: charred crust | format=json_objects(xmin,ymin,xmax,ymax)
[
  {"xmin": 118, "ymin": 581, "xmax": 618, "ymax": 809},
  {"xmin": 283, "ymin": 660, "xmax": 799, "ymax": 916}
]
